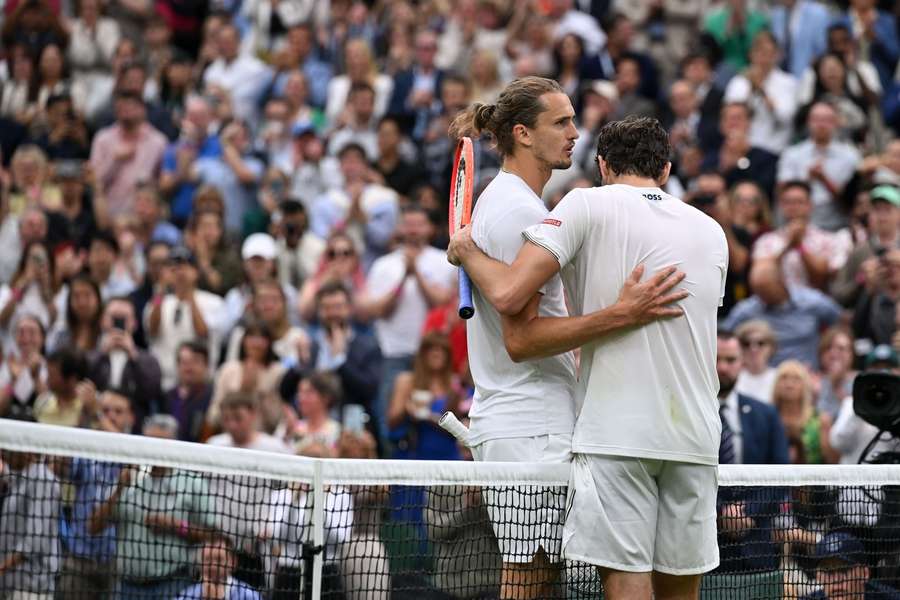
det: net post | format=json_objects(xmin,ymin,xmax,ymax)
[{"xmin": 311, "ymin": 459, "xmax": 325, "ymax": 599}]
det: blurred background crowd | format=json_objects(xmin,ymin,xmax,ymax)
[{"xmin": 2, "ymin": 0, "xmax": 900, "ymax": 597}]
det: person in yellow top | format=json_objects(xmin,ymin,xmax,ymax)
[{"xmin": 33, "ymin": 347, "xmax": 94, "ymax": 427}]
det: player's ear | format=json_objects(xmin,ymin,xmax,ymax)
[
  {"xmin": 658, "ymin": 161, "xmax": 672, "ymax": 187},
  {"xmin": 512, "ymin": 123, "xmax": 532, "ymax": 148},
  {"xmin": 597, "ymin": 156, "xmax": 609, "ymax": 181}
]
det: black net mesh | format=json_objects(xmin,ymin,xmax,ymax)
[{"xmin": 1, "ymin": 449, "xmax": 900, "ymax": 599}]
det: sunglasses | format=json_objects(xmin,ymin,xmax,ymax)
[
  {"xmin": 327, "ymin": 248, "xmax": 355, "ymax": 259},
  {"xmin": 740, "ymin": 338, "xmax": 769, "ymax": 349}
]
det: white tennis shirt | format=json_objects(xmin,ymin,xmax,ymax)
[
  {"xmin": 466, "ymin": 171, "xmax": 577, "ymax": 446},
  {"xmin": 524, "ymin": 184, "xmax": 728, "ymax": 465}
]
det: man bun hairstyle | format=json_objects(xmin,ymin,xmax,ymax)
[
  {"xmin": 473, "ymin": 103, "xmax": 497, "ymax": 130},
  {"xmin": 448, "ymin": 76, "xmax": 564, "ymax": 157},
  {"xmin": 595, "ymin": 116, "xmax": 671, "ymax": 181}
]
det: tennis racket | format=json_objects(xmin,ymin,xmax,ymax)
[{"xmin": 449, "ymin": 137, "xmax": 475, "ymax": 320}]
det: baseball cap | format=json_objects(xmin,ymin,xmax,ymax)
[
  {"xmin": 242, "ymin": 233, "xmax": 277, "ymax": 260},
  {"xmin": 814, "ymin": 532, "xmax": 865, "ymax": 566},
  {"xmin": 870, "ymin": 185, "xmax": 900, "ymax": 208},
  {"xmin": 865, "ymin": 344, "xmax": 899, "ymax": 369},
  {"xmin": 291, "ymin": 121, "xmax": 317, "ymax": 138},
  {"xmin": 167, "ymin": 245, "xmax": 197, "ymax": 266}
]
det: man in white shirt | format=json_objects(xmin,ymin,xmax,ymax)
[
  {"xmin": 830, "ymin": 345, "xmax": 900, "ymax": 464},
  {"xmin": 547, "ymin": 0, "xmax": 605, "ymax": 55},
  {"xmin": 777, "ymin": 101, "xmax": 862, "ymax": 232},
  {"xmin": 273, "ymin": 199, "xmax": 325, "ymax": 290},
  {"xmin": 447, "ymin": 80, "xmax": 688, "ymax": 599},
  {"xmin": 145, "ymin": 246, "xmax": 225, "ymax": 389},
  {"xmin": 203, "ymin": 23, "xmax": 272, "ymax": 125},
  {"xmin": 359, "ymin": 205, "xmax": 455, "ymax": 445},
  {"xmin": 723, "ymin": 30, "xmax": 798, "ymax": 154},
  {"xmin": 205, "ymin": 392, "xmax": 291, "ymax": 590},
  {"xmin": 326, "ymin": 82, "xmax": 379, "ymax": 161},
  {"xmin": 450, "ymin": 117, "xmax": 727, "ymax": 600},
  {"xmin": 206, "ymin": 391, "xmax": 292, "ymax": 453}
]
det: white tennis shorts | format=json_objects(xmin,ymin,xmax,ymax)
[
  {"xmin": 471, "ymin": 433, "xmax": 572, "ymax": 564},
  {"xmin": 563, "ymin": 453, "xmax": 720, "ymax": 575}
]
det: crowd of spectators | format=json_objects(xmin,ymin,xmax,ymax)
[{"xmin": 0, "ymin": 0, "xmax": 899, "ymax": 597}]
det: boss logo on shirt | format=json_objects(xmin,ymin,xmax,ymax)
[
  {"xmin": 542, "ymin": 219, "xmax": 562, "ymax": 227},
  {"xmin": 643, "ymin": 194, "xmax": 663, "ymax": 202}
]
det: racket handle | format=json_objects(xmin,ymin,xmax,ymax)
[
  {"xmin": 439, "ymin": 411, "xmax": 470, "ymax": 446},
  {"xmin": 458, "ymin": 268, "xmax": 475, "ymax": 320}
]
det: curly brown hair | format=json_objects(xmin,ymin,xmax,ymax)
[{"xmin": 595, "ymin": 117, "xmax": 671, "ymax": 181}]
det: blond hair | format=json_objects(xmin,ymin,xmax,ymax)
[{"xmin": 772, "ymin": 360, "xmax": 815, "ymax": 422}]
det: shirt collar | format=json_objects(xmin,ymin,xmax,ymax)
[{"xmin": 720, "ymin": 389, "xmax": 739, "ymax": 413}]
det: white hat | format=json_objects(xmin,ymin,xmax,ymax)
[
  {"xmin": 589, "ymin": 80, "xmax": 619, "ymax": 103},
  {"xmin": 242, "ymin": 233, "xmax": 277, "ymax": 260}
]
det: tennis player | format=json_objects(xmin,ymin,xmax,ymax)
[
  {"xmin": 448, "ymin": 80, "xmax": 689, "ymax": 599},
  {"xmin": 449, "ymin": 117, "xmax": 727, "ymax": 600}
]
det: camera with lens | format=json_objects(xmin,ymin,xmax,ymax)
[{"xmin": 852, "ymin": 372, "xmax": 900, "ymax": 463}]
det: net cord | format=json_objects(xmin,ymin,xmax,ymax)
[{"xmin": 3, "ymin": 420, "xmax": 900, "ymax": 487}]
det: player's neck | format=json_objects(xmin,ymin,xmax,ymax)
[
  {"xmin": 605, "ymin": 174, "xmax": 661, "ymax": 188},
  {"xmin": 501, "ymin": 155, "xmax": 552, "ymax": 198}
]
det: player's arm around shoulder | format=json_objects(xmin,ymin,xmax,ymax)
[
  {"xmin": 501, "ymin": 264, "xmax": 689, "ymax": 362},
  {"xmin": 448, "ymin": 219, "xmax": 561, "ymax": 316}
]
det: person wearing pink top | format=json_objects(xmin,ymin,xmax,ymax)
[{"xmin": 89, "ymin": 91, "xmax": 167, "ymax": 218}]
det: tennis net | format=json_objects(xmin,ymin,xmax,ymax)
[{"xmin": 1, "ymin": 420, "xmax": 900, "ymax": 599}]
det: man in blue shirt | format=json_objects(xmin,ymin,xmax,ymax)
[
  {"xmin": 56, "ymin": 390, "xmax": 135, "ymax": 599},
  {"xmin": 159, "ymin": 96, "xmax": 222, "ymax": 227},
  {"xmin": 270, "ymin": 24, "xmax": 332, "ymax": 110},
  {"xmin": 723, "ymin": 259, "xmax": 841, "ymax": 368}
]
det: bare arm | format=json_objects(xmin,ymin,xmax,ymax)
[
  {"xmin": 724, "ymin": 226, "xmax": 749, "ymax": 274},
  {"xmin": 779, "ymin": 221, "xmax": 829, "ymax": 289},
  {"xmin": 502, "ymin": 266, "xmax": 688, "ymax": 362},
  {"xmin": 144, "ymin": 513, "xmax": 219, "ymax": 545},
  {"xmin": 357, "ymin": 282, "xmax": 403, "ymax": 321},
  {"xmin": 222, "ymin": 146, "xmax": 258, "ymax": 185},
  {"xmin": 297, "ymin": 280, "xmax": 318, "ymax": 323},
  {"xmin": 146, "ymin": 295, "xmax": 163, "ymax": 338},
  {"xmin": 158, "ymin": 171, "xmax": 179, "ymax": 195},
  {"xmin": 88, "ymin": 469, "xmax": 132, "ymax": 535},
  {"xmin": 797, "ymin": 246, "xmax": 830, "ymax": 289},
  {"xmin": 88, "ymin": 173, "xmax": 110, "ymax": 231},
  {"xmin": 412, "ymin": 268, "xmax": 452, "ymax": 308},
  {"xmin": 386, "ymin": 372, "xmax": 413, "ymax": 429},
  {"xmin": 185, "ymin": 294, "xmax": 209, "ymax": 338},
  {"xmin": 818, "ymin": 413, "xmax": 841, "ymax": 465},
  {"xmin": 449, "ymin": 227, "xmax": 560, "ymax": 316}
]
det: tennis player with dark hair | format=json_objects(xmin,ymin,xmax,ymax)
[
  {"xmin": 449, "ymin": 116, "xmax": 727, "ymax": 600},
  {"xmin": 449, "ymin": 81, "xmax": 688, "ymax": 599}
]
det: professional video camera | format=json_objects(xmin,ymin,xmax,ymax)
[{"xmin": 853, "ymin": 372, "xmax": 900, "ymax": 464}]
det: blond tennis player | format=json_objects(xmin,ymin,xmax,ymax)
[{"xmin": 448, "ymin": 79, "xmax": 688, "ymax": 599}]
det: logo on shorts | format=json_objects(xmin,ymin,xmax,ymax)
[{"xmin": 542, "ymin": 218, "xmax": 562, "ymax": 227}]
